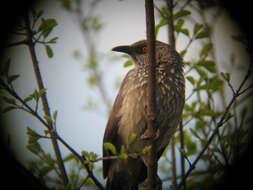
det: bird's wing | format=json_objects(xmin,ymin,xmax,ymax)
[{"xmin": 102, "ymin": 70, "xmax": 133, "ymax": 178}]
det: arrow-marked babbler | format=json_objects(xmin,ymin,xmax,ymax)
[{"xmin": 103, "ymin": 40, "xmax": 185, "ymax": 190}]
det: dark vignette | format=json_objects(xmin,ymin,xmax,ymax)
[{"xmin": 0, "ymin": 0, "xmax": 252, "ymax": 190}]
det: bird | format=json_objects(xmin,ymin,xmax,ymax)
[{"xmin": 103, "ymin": 40, "xmax": 185, "ymax": 190}]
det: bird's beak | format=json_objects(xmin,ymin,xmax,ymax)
[{"xmin": 112, "ymin": 45, "xmax": 132, "ymax": 54}]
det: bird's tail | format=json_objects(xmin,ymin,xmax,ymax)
[
  {"xmin": 105, "ymin": 178, "xmax": 135, "ymax": 190},
  {"xmin": 105, "ymin": 179, "xmax": 121, "ymax": 190}
]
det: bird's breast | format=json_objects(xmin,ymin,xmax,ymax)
[{"xmin": 117, "ymin": 68, "xmax": 185, "ymax": 151}]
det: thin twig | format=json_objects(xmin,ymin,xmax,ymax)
[
  {"xmin": 179, "ymin": 121, "xmax": 186, "ymax": 190},
  {"xmin": 56, "ymin": 135, "xmax": 104, "ymax": 190},
  {"xmin": 144, "ymin": 0, "xmax": 160, "ymax": 189},
  {"xmin": 0, "ymin": 61, "xmax": 104, "ymax": 190},
  {"xmin": 177, "ymin": 64, "xmax": 252, "ymax": 189},
  {"xmin": 24, "ymin": 12, "xmax": 69, "ymax": 186},
  {"xmin": 171, "ymin": 137, "xmax": 177, "ymax": 186}
]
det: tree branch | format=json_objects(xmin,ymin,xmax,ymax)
[
  {"xmin": 0, "ymin": 80, "xmax": 104, "ymax": 189},
  {"xmin": 167, "ymin": 0, "xmax": 175, "ymax": 49},
  {"xmin": 143, "ymin": 0, "xmax": 161, "ymax": 189},
  {"xmin": 177, "ymin": 65, "xmax": 252, "ymax": 189},
  {"xmin": 144, "ymin": 0, "xmax": 157, "ymax": 139},
  {"xmin": 171, "ymin": 136, "xmax": 177, "ymax": 186},
  {"xmin": 166, "ymin": 1, "xmax": 186, "ymax": 189},
  {"xmin": 24, "ymin": 12, "xmax": 69, "ymax": 186},
  {"xmin": 179, "ymin": 121, "xmax": 186, "ymax": 190},
  {"xmin": 56, "ymin": 136, "xmax": 104, "ymax": 190}
]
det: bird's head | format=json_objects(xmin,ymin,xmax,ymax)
[{"xmin": 112, "ymin": 40, "xmax": 182, "ymax": 68}]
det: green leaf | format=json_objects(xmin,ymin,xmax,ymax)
[
  {"xmin": 186, "ymin": 76, "xmax": 196, "ymax": 85},
  {"xmin": 184, "ymin": 132, "xmax": 197, "ymax": 156},
  {"xmin": 180, "ymin": 50, "xmax": 187, "ymax": 58},
  {"xmin": 120, "ymin": 145, "xmax": 126, "ymax": 155},
  {"xmin": 190, "ymin": 128, "xmax": 201, "ymax": 139},
  {"xmin": 61, "ymin": 0, "xmax": 72, "ymax": 10},
  {"xmin": 207, "ymin": 76, "xmax": 224, "ymax": 91},
  {"xmin": 180, "ymin": 28, "xmax": 189, "ymax": 36},
  {"xmin": 197, "ymin": 60, "xmax": 216, "ymax": 73},
  {"xmin": 45, "ymin": 45, "xmax": 53, "ymax": 58},
  {"xmin": 221, "ymin": 72, "xmax": 231, "ymax": 82},
  {"xmin": 195, "ymin": 67, "xmax": 208, "ymax": 80},
  {"xmin": 87, "ymin": 75, "xmax": 97, "ymax": 86},
  {"xmin": 47, "ymin": 36, "xmax": 58, "ymax": 43},
  {"xmin": 195, "ymin": 76, "xmax": 224, "ymax": 92},
  {"xmin": 63, "ymin": 153, "xmax": 76, "ymax": 162},
  {"xmin": 174, "ymin": 19, "xmax": 184, "ymax": 33},
  {"xmin": 73, "ymin": 49, "xmax": 82, "ymax": 59},
  {"xmin": 91, "ymin": 16, "xmax": 102, "ymax": 31},
  {"xmin": 173, "ymin": 9, "xmax": 191, "ymax": 20},
  {"xmin": 53, "ymin": 110, "xmax": 58, "ymax": 122},
  {"xmin": 193, "ymin": 23, "xmax": 203, "ymax": 35},
  {"xmin": 155, "ymin": 18, "xmax": 168, "ymax": 37},
  {"xmin": 184, "ymin": 103, "xmax": 192, "ymax": 111},
  {"xmin": 27, "ymin": 144, "xmax": 42, "ymax": 155},
  {"xmin": 104, "ymin": 142, "xmax": 117, "ymax": 155},
  {"xmin": 200, "ymin": 43, "xmax": 213, "ymax": 58},
  {"xmin": 39, "ymin": 166, "xmax": 53, "ymax": 177},
  {"xmin": 82, "ymin": 151, "xmax": 90, "ymax": 160},
  {"xmin": 127, "ymin": 133, "xmax": 137, "ymax": 148},
  {"xmin": 24, "ymin": 95, "xmax": 33, "ymax": 102},
  {"xmin": 38, "ymin": 18, "xmax": 57, "ymax": 38},
  {"xmin": 7, "ymin": 74, "xmax": 20, "ymax": 84},
  {"xmin": 86, "ymin": 53, "xmax": 97, "ymax": 69},
  {"xmin": 121, "ymin": 54, "xmax": 130, "ymax": 59},
  {"xmin": 119, "ymin": 153, "xmax": 128, "ymax": 160},
  {"xmin": 142, "ymin": 145, "xmax": 152, "ymax": 155},
  {"xmin": 130, "ymin": 153, "xmax": 138, "ymax": 159},
  {"xmin": 26, "ymin": 127, "xmax": 42, "ymax": 155},
  {"xmin": 123, "ymin": 60, "xmax": 133, "ymax": 67},
  {"xmin": 32, "ymin": 89, "xmax": 39, "ymax": 100},
  {"xmin": 89, "ymin": 152, "xmax": 98, "ymax": 160},
  {"xmin": 27, "ymin": 127, "xmax": 41, "ymax": 140},
  {"xmin": 43, "ymin": 153, "xmax": 55, "ymax": 165},
  {"xmin": 38, "ymin": 88, "xmax": 46, "ymax": 97},
  {"xmin": 195, "ymin": 29, "xmax": 209, "ymax": 39}
]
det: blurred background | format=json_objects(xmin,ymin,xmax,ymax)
[{"xmin": 0, "ymin": 0, "xmax": 252, "ymax": 189}]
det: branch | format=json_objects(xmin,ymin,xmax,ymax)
[
  {"xmin": 1, "ymin": 80, "xmax": 104, "ymax": 189},
  {"xmin": 167, "ymin": 1, "xmax": 186, "ymax": 188},
  {"xmin": 143, "ymin": 0, "xmax": 160, "ymax": 189},
  {"xmin": 23, "ymin": 12, "xmax": 69, "ymax": 186},
  {"xmin": 167, "ymin": 0, "xmax": 175, "ymax": 49},
  {"xmin": 56, "ymin": 136, "xmax": 104, "ymax": 190},
  {"xmin": 171, "ymin": 136, "xmax": 177, "ymax": 186},
  {"xmin": 177, "ymin": 65, "xmax": 252, "ymax": 189},
  {"xmin": 143, "ymin": 0, "xmax": 157, "ymax": 139},
  {"xmin": 179, "ymin": 121, "xmax": 186, "ymax": 190},
  {"xmin": 73, "ymin": 1, "xmax": 111, "ymax": 112}
]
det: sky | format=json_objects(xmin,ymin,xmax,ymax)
[{"xmin": 0, "ymin": 0, "xmax": 250, "ymax": 182}]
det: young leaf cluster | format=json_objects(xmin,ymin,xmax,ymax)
[{"xmin": 103, "ymin": 133, "xmax": 152, "ymax": 161}]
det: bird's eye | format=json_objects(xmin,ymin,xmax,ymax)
[{"xmin": 142, "ymin": 46, "xmax": 148, "ymax": 53}]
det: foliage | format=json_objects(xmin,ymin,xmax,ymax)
[
  {"xmin": 154, "ymin": 0, "xmax": 252, "ymax": 189},
  {"xmin": 0, "ymin": 0, "xmax": 252, "ymax": 190}
]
